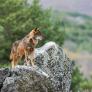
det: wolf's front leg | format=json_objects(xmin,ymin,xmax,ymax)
[
  {"xmin": 29, "ymin": 51, "xmax": 35, "ymax": 67},
  {"xmin": 24, "ymin": 50, "xmax": 30, "ymax": 66}
]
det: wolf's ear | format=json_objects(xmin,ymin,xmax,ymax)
[
  {"xmin": 34, "ymin": 28, "xmax": 37, "ymax": 31},
  {"xmin": 37, "ymin": 28, "xmax": 39, "ymax": 30}
]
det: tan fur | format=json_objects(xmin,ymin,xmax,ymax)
[{"xmin": 10, "ymin": 28, "xmax": 44, "ymax": 69}]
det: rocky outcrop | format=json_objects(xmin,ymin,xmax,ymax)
[
  {"xmin": 0, "ymin": 68, "xmax": 10, "ymax": 90},
  {"xmin": 0, "ymin": 42, "xmax": 73, "ymax": 92}
]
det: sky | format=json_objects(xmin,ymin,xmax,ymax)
[{"xmin": 40, "ymin": 0, "xmax": 92, "ymax": 16}]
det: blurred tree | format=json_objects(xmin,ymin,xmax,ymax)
[
  {"xmin": 0, "ymin": 0, "xmax": 65, "ymax": 65},
  {"xmin": 70, "ymin": 62, "xmax": 92, "ymax": 92},
  {"xmin": 70, "ymin": 65, "xmax": 84, "ymax": 92}
]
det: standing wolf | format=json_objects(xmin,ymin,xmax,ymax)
[{"xmin": 10, "ymin": 28, "xmax": 44, "ymax": 69}]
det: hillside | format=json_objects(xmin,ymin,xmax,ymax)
[
  {"xmin": 40, "ymin": 0, "xmax": 92, "ymax": 16},
  {"xmin": 60, "ymin": 12, "xmax": 92, "ymax": 53},
  {"xmin": 59, "ymin": 12, "xmax": 92, "ymax": 77}
]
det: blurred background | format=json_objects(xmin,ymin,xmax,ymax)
[{"xmin": 0, "ymin": 0, "xmax": 92, "ymax": 91}]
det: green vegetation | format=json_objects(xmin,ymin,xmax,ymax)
[
  {"xmin": 0, "ymin": 0, "xmax": 65, "ymax": 65},
  {"xmin": 71, "ymin": 63, "xmax": 92, "ymax": 92}
]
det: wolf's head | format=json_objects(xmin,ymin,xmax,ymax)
[{"xmin": 31, "ymin": 28, "xmax": 45, "ymax": 40}]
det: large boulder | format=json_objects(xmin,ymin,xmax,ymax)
[{"xmin": 0, "ymin": 42, "xmax": 73, "ymax": 92}]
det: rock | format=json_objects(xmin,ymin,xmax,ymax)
[
  {"xmin": 0, "ymin": 68, "xmax": 10, "ymax": 89},
  {"xmin": 0, "ymin": 42, "xmax": 73, "ymax": 92},
  {"xmin": 1, "ymin": 66, "xmax": 53, "ymax": 92}
]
